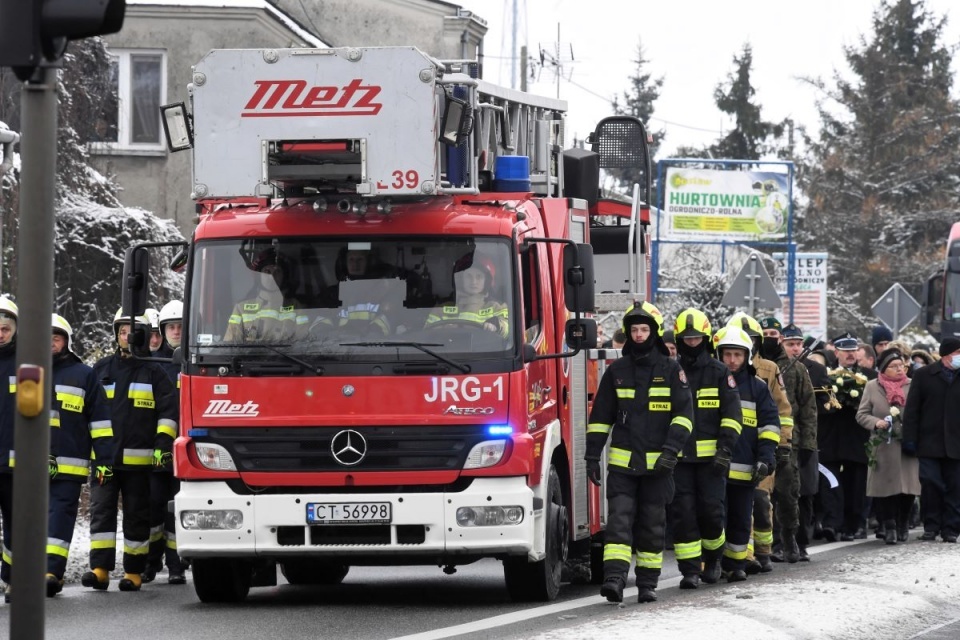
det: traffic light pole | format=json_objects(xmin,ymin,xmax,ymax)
[{"xmin": 11, "ymin": 64, "xmax": 57, "ymax": 640}]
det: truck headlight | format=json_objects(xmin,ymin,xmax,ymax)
[
  {"xmin": 195, "ymin": 442, "xmax": 237, "ymax": 471},
  {"xmin": 456, "ymin": 506, "xmax": 524, "ymax": 527},
  {"xmin": 180, "ymin": 509, "xmax": 244, "ymax": 530},
  {"xmin": 463, "ymin": 440, "xmax": 506, "ymax": 469}
]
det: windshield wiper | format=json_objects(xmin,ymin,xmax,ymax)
[
  {"xmin": 196, "ymin": 343, "xmax": 324, "ymax": 375},
  {"xmin": 341, "ymin": 341, "xmax": 471, "ymax": 374}
]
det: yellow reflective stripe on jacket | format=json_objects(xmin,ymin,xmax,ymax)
[
  {"xmin": 759, "ymin": 425, "xmax": 781, "ymax": 443},
  {"xmin": 673, "ymin": 540, "xmax": 702, "ymax": 560},
  {"xmin": 47, "ymin": 537, "xmax": 71, "ymax": 558},
  {"xmin": 128, "ymin": 382, "xmax": 154, "ymax": 400},
  {"xmin": 49, "ymin": 410, "xmax": 61, "ymax": 428},
  {"xmin": 729, "ymin": 463, "xmax": 753, "ymax": 481},
  {"xmin": 697, "ymin": 387, "xmax": 719, "ymax": 398},
  {"xmin": 648, "ymin": 387, "xmax": 671, "ymax": 398},
  {"xmin": 122, "ymin": 448, "xmax": 153, "ymax": 466},
  {"xmin": 8, "ymin": 375, "xmax": 15, "ymax": 393},
  {"xmin": 615, "ymin": 388, "xmax": 635, "ymax": 399},
  {"xmin": 603, "ymin": 543, "xmax": 632, "ymax": 563},
  {"xmin": 89, "ymin": 420, "xmax": 113, "ymax": 439},
  {"xmin": 720, "ymin": 417, "xmax": 742, "ymax": 435},
  {"xmin": 103, "ymin": 383, "xmax": 115, "ymax": 399},
  {"xmin": 697, "ymin": 388, "xmax": 719, "ymax": 407},
  {"xmin": 645, "ymin": 451, "xmax": 661, "ymax": 470},
  {"xmin": 723, "ymin": 542, "xmax": 749, "ymax": 560},
  {"xmin": 695, "ymin": 439, "xmax": 718, "ymax": 457},
  {"xmin": 609, "ymin": 447, "xmax": 631, "ymax": 468},
  {"xmin": 587, "ymin": 423, "xmax": 612, "ymax": 435},
  {"xmin": 780, "ymin": 416, "xmax": 795, "ymax": 427},
  {"xmin": 56, "ymin": 456, "xmax": 90, "ymax": 477},
  {"xmin": 698, "ymin": 398, "xmax": 719, "ymax": 409},
  {"xmin": 157, "ymin": 418, "xmax": 178, "ymax": 439},
  {"xmin": 671, "ymin": 416, "xmax": 693, "ymax": 432},
  {"xmin": 55, "ymin": 384, "xmax": 85, "ymax": 413},
  {"xmin": 741, "ymin": 400, "xmax": 758, "ymax": 427},
  {"xmin": 635, "ymin": 551, "xmax": 663, "ymax": 569}
]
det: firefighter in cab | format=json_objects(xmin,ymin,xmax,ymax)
[
  {"xmin": 425, "ymin": 254, "xmax": 509, "ymax": 339},
  {"xmin": 585, "ymin": 302, "xmax": 694, "ymax": 604},
  {"xmin": 670, "ymin": 308, "xmax": 743, "ymax": 587},
  {"xmin": 713, "ymin": 326, "xmax": 780, "ymax": 582}
]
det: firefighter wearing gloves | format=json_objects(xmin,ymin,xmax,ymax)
[
  {"xmin": 82, "ymin": 309, "xmax": 178, "ymax": 592},
  {"xmin": 759, "ymin": 317, "xmax": 817, "ymax": 564},
  {"xmin": 46, "ymin": 314, "xmax": 114, "ymax": 597},
  {"xmin": 670, "ymin": 308, "xmax": 743, "ymax": 588},
  {"xmin": 728, "ymin": 312, "xmax": 793, "ymax": 573},
  {"xmin": 585, "ymin": 302, "xmax": 694, "ymax": 604},
  {"xmin": 0, "ymin": 296, "xmax": 18, "ymax": 602},
  {"xmin": 714, "ymin": 326, "xmax": 780, "ymax": 582},
  {"xmin": 143, "ymin": 300, "xmax": 186, "ymax": 585}
]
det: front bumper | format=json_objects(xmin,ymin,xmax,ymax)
[{"xmin": 175, "ymin": 476, "xmax": 535, "ymax": 561}]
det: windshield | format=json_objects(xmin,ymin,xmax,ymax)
[
  {"xmin": 187, "ymin": 237, "xmax": 516, "ymax": 368},
  {"xmin": 945, "ymin": 269, "xmax": 960, "ymax": 321}
]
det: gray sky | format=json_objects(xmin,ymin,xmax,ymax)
[{"xmin": 457, "ymin": 0, "xmax": 960, "ymax": 155}]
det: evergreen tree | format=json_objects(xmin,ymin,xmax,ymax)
[
  {"xmin": 798, "ymin": 0, "xmax": 960, "ymax": 329},
  {"xmin": 710, "ymin": 44, "xmax": 784, "ymax": 161}
]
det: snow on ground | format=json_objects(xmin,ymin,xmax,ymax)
[{"xmin": 531, "ymin": 543, "xmax": 960, "ymax": 640}]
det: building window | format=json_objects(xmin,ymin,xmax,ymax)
[{"xmin": 91, "ymin": 49, "xmax": 166, "ymax": 153}]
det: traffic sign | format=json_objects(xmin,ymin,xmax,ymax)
[
  {"xmin": 722, "ymin": 252, "xmax": 782, "ymax": 315},
  {"xmin": 871, "ymin": 283, "xmax": 921, "ymax": 336}
]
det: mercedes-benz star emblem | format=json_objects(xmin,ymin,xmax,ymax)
[
  {"xmin": 330, "ymin": 429, "xmax": 367, "ymax": 466},
  {"xmin": 342, "ymin": 384, "xmax": 355, "ymax": 397}
]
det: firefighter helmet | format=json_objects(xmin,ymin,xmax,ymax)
[
  {"xmin": 145, "ymin": 308, "xmax": 160, "ymax": 332},
  {"xmin": 727, "ymin": 311, "xmax": 762, "ymax": 338},
  {"xmin": 52, "ymin": 313, "xmax": 76, "ymax": 355},
  {"xmin": 714, "ymin": 325, "xmax": 753, "ymax": 364},
  {"xmin": 158, "ymin": 300, "xmax": 183, "ymax": 328},
  {"xmin": 113, "ymin": 308, "xmax": 150, "ymax": 330},
  {"xmin": 622, "ymin": 301, "xmax": 664, "ymax": 337},
  {"xmin": 0, "ymin": 296, "xmax": 18, "ymax": 323},
  {"xmin": 674, "ymin": 308, "xmax": 712, "ymax": 340}
]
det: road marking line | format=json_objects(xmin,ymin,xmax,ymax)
[{"xmin": 390, "ymin": 538, "xmax": 873, "ymax": 640}]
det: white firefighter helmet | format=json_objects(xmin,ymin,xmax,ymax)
[
  {"xmin": 158, "ymin": 300, "xmax": 183, "ymax": 328},
  {"xmin": 52, "ymin": 313, "xmax": 76, "ymax": 355},
  {"xmin": 0, "ymin": 296, "xmax": 18, "ymax": 323},
  {"xmin": 713, "ymin": 325, "xmax": 754, "ymax": 365},
  {"xmin": 145, "ymin": 308, "xmax": 161, "ymax": 332},
  {"xmin": 113, "ymin": 308, "xmax": 150, "ymax": 330}
]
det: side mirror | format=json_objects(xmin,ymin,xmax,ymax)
[
  {"xmin": 122, "ymin": 246, "xmax": 150, "ymax": 318},
  {"xmin": 170, "ymin": 245, "xmax": 189, "ymax": 272},
  {"xmin": 128, "ymin": 322, "xmax": 152, "ymax": 358},
  {"xmin": 565, "ymin": 318, "xmax": 597, "ymax": 351},
  {"xmin": 439, "ymin": 93, "xmax": 473, "ymax": 147},
  {"xmin": 171, "ymin": 346, "xmax": 183, "ymax": 366},
  {"xmin": 563, "ymin": 243, "xmax": 595, "ymax": 313},
  {"xmin": 160, "ymin": 102, "xmax": 193, "ymax": 152}
]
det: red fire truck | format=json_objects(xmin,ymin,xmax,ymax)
[
  {"xmin": 124, "ymin": 46, "xmax": 651, "ymax": 603},
  {"xmin": 924, "ymin": 221, "xmax": 960, "ymax": 341}
]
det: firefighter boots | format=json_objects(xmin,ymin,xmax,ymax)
[
  {"xmin": 81, "ymin": 568, "xmax": 110, "ymax": 591},
  {"xmin": 118, "ymin": 573, "xmax": 143, "ymax": 592},
  {"xmin": 781, "ymin": 528, "xmax": 800, "ymax": 563},
  {"xmin": 702, "ymin": 558, "xmax": 722, "ymax": 584},
  {"xmin": 725, "ymin": 569, "xmax": 747, "ymax": 583},
  {"xmin": 637, "ymin": 587, "xmax": 657, "ymax": 603},
  {"xmin": 679, "ymin": 574, "xmax": 700, "ymax": 589},
  {"xmin": 600, "ymin": 575, "xmax": 625, "ymax": 603},
  {"xmin": 757, "ymin": 554, "xmax": 773, "ymax": 573},
  {"xmin": 168, "ymin": 572, "xmax": 187, "ymax": 585},
  {"xmin": 45, "ymin": 573, "xmax": 63, "ymax": 598}
]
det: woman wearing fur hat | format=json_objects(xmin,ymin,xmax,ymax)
[{"xmin": 856, "ymin": 349, "xmax": 919, "ymax": 543}]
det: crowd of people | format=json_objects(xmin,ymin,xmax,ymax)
[
  {"xmin": 0, "ymin": 296, "xmax": 184, "ymax": 601},
  {"xmin": 588, "ymin": 303, "xmax": 960, "ymax": 604}
]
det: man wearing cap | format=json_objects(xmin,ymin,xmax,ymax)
[
  {"xmin": 871, "ymin": 325, "xmax": 893, "ymax": 356},
  {"xmin": 662, "ymin": 330, "xmax": 677, "ymax": 359},
  {"xmin": 782, "ymin": 323, "xmax": 829, "ymax": 559},
  {"xmin": 818, "ymin": 332, "xmax": 877, "ymax": 542},
  {"xmin": 759, "ymin": 318, "xmax": 817, "ymax": 563},
  {"xmin": 901, "ymin": 337, "xmax": 960, "ymax": 543}
]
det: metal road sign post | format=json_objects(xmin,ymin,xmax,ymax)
[
  {"xmin": 721, "ymin": 252, "xmax": 783, "ymax": 317},
  {"xmin": 871, "ymin": 283, "xmax": 922, "ymax": 338}
]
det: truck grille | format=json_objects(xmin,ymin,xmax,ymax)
[{"xmin": 201, "ymin": 425, "xmax": 489, "ymax": 472}]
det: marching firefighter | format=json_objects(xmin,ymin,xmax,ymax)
[
  {"xmin": 46, "ymin": 314, "xmax": 114, "ymax": 597},
  {"xmin": 670, "ymin": 308, "xmax": 742, "ymax": 587},
  {"xmin": 728, "ymin": 312, "xmax": 793, "ymax": 573},
  {"xmin": 759, "ymin": 318, "xmax": 818, "ymax": 564},
  {"xmin": 585, "ymin": 302, "xmax": 693, "ymax": 604},
  {"xmin": 143, "ymin": 300, "xmax": 186, "ymax": 585},
  {"xmin": 0, "ymin": 296, "xmax": 18, "ymax": 602},
  {"xmin": 714, "ymin": 325, "xmax": 780, "ymax": 581},
  {"xmin": 82, "ymin": 309, "xmax": 178, "ymax": 592}
]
